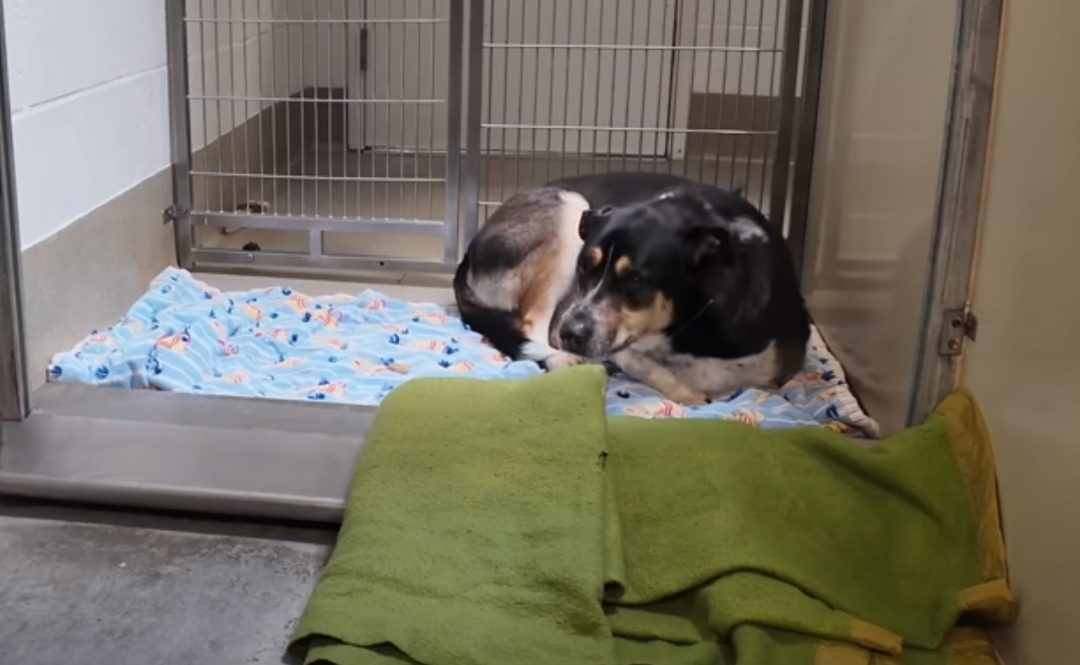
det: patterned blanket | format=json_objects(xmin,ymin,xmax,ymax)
[{"xmin": 48, "ymin": 268, "xmax": 879, "ymax": 436}]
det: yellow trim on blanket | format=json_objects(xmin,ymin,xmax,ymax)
[
  {"xmin": 848, "ymin": 619, "xmax": 902, "ymax": 656},
  {"xmin": 958, "ymin": 579, "xmax": 1017, "ymax": 623},
  {"xmin": 941, "ymin": 627, "xmax": 1001, "ymax": 665},
  {"xmin": 935, "ymin": 390, "xmax": 1016, "ymax": 621},
  {"xmin": 814, "ymin": 641, "xmax": 872, "ymax": 665}
]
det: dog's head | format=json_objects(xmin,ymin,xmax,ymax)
[{"xmin": 555, "ymin": 189, "xmax": 773, "ymax": 358}]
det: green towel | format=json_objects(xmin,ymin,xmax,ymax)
[{"xmin": 290, "ymin": 366, "xmax": 1013, "ymax": 665}]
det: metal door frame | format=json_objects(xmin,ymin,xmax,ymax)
[{"xmin": 0, "ymin": 0, "xmax": 29, "ymax": 422}]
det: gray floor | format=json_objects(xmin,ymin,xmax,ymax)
[{"xmin": 0, "ymin": 499, "xmax": 335, "ymax": 665}]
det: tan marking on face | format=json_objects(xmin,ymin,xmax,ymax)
[
  {"xmin": 614, "ymin": 292, "xmax": 673, "ymax": 345},
  {"xmin": 586, "ymin": 246, "xmax": 603, "ymax": 267},
  {"xmin": 614, "ymin": 255, "xmax": 632, "ymax": 276}
]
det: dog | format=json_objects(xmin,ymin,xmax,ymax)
[{"xmin": 454, "ymin": 172, "xmax": 810, "ymax": 404}]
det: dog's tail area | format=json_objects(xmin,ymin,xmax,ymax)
[{"xmin": 454, "ymin": 250, "xmax": 529, "ymax": 359}]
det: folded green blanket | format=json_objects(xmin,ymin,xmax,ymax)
[{"xmin": 291, "ymin": 367, "xmax": 1013, "ymax": 665}]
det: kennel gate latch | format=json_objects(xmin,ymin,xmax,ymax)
[
  {"xmin": 938, "ymin": 307, "xmax": 978, "ymax": 356},
  {"xmin": 162, "ymin": 204, "xmax": 189, "ymax": 225}
]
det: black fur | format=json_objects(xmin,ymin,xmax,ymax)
[{"xmin": 453, "ymin": 249, "xmax": 528, "ymax": 358}]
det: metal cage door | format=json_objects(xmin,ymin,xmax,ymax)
[{"xmin": 166, "ymin": 0, "xmax": 465, "ymax": 276}]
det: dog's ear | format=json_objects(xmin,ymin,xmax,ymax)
[
  {"xmin": 682, "ymin": 223, "xmax": 730, "ymax": 267},
  {"xmin": 578, "ymin": 205, "xmax": 614, "ymax": 240}
]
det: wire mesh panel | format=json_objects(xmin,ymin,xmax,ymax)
[
  {"xmin": 165, "ymin": 0, "xmax": 812, "ymax": 276},
  {"xmin": 174, "ymin": 0, "xmax": 463, "ymax": 273},
  {"xmin": 469, "ymin": 0, "xmax": 806, "ymax": 229}
]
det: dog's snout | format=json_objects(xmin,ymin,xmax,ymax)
[{"xmin": 559, "ymin": 313, "xmax": 593, "ymax": 353}]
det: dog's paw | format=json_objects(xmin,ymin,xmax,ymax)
[
  {"xmin": 542, "ymin": 352, "xmax": 587, "ymax": 371},
  {"xmin": 664, "ymin": 386, "xmax": 710, "ymax": 406}
]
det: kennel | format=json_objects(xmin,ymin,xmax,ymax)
[{"xmin": 0, "ymin": 0, "xmax": 999, "ymax": 522}]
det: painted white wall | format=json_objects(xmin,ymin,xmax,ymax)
[
  {"xmin": 3, "ymin": 0, "xmax": 292, "ymax": 249},
  {"xmin": 5, "ymin": 0, "xmax": 171, "ymax": 249}
]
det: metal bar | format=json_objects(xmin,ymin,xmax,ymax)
[
  {"xmin": 757, "ymin": 0, "xmax": 786, "ymax": 209},
  {"xmin": 196, "ymin": 212, "xmax": 445, "ymax": 234},
  {"xmin": 412, "ymin": 0, "xmax": 421, "ymax": 226},
  {"xmin": 908, "ymin": 0, "xmax": 1003, "ymax": 425},
  {"xmin": 462, "ymin": 0, "xmax": 483, "ymax": 243},
  {"xmin": 191, "ymin": 248, "xmax": 457, "ymax": 274},
  {"xmin": 256, "ymin": 0, "xmax": 266, "ymax": 215},
  {"xmin": 0, "ymin": 0, "xmax": 29, "ymax": 421},
  {"xmin": 482, "ymin": 0, "xmax": 496, "ymax": 214},
  {"xmin": 284, "ymin": 8, "xmax": 292, "ymax": 216},
  {"xmin": 313, "ymin": 0, "xmax": 321, "ymax": 218},
  {"xmin": 482, "ymin": 122, "xmax": 774, "ymax": 135},
  {"xmin": 786, "ymin": 0, "xmax": 827, "ymax": 268},
  {"xmin": 240, "ymin": 0, "xmax": 251, "ymax": 210},
  {"xmin": 427, "ymin": 0, "xmax": 438, "ymax": 232},
  {"xmin": 198, "ymin": 0, "xmax": 213, "ymax": 213},
  {"xmin": 768, "ymin": 0, "xmax": 805, "ymax": 229},
  {"xmin": 727, "ymin": 0, "xmax": 750, "ymax": 188},
  {"xmin": 190, "ymin": 171, "xmax": 442, "ymax": 183},
  {"xmin": 557, "ymin": 0, "xmax": 575, "ymax": 180},
  {"xmin": 740, "ymin": 0, "xmax": 767, "ymax": 196},
  {"xmin": 444, "ymin": 0, "xmax": 465, "ymax": 260},
  {"xmin": 397, "ymin": 2, "xmax": 407, "ymax": 224},
  {"xmin": 214, "ymin": 0, "xmax": 225, "ymax": 212},
  {"xmin": 228, "ymin": 0, "xmax": 240, "ymax": 214},
  {"xmin": 542, "ymin": 0, "xmax": 559, "ymax": 182},
  {"xmin": 185, "ymin": 17, "xmax": 448, "ymax": 25},
  {"xmin": 711, "ymin": 0, "xmax": 736, "ymax": 185},
  {"xmin": 299, "ymin": 7, "xmax": 306, "ymax": 217},
  {"xmin": 166, "ymin": 0, "xmax": 195, "ymax": 269},
  {"xmin": 327, "ymin": 0, "xmax": 335, "ymax": 219},
  {"xmin": 696, "ymin": 0, "xmax": 720, "ymax": 182},
  {"xmin": 483, "ymin": 42, "xmax": 781, "ymax": 52},
  {"xmin": 682, "ymin": 0, "xmax": 702, "ymax": 180},
  {"xmin": 603, "ymin": 0, "xmax": 621, "ymax": 173}
]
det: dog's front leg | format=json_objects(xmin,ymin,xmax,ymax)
[{"xmin": 613, "ymin": 349, "xmax": 708, "ymax": 405}]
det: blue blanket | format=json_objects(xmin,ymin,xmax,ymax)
[{"xmin": 48, "ymin": 268, "xmax": 879, "ymax": 436}]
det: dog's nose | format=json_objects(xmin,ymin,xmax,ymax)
[{"xmin": 559, "ymin": 315, "xmax": 592, "ymax": 354}]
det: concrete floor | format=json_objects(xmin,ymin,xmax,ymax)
[{"xmin": 0, "ymin": 498, "xmax": 335, "ymax": 665}]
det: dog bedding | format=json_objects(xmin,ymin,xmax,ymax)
[{"xmin": 48, "ymin": 268, "xmax": 879, "ymax": 436}]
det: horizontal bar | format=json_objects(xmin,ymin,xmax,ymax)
[
  {"xmin": 196, "ymin": 212, "xmax": 445, "ymax": 236},
  {"xmin": 0, "ymin": 471, "xmax": 344, "ymax": 523},
  {"xmin": 185, "ymin": 17, "xmax": 447, "ymax": 25},
  {"xmin": 189, "ymin": 94, "xmax": 445, "ymax": 105},
  {"xmin": 192, "ymin": 248, "xmax": 457, "ymax": 275},
  {"xmin": 190, "ymin": 171, "xmax": 444, "ymax": 184},
  {"xmin": 484, "ymin": 43, "xmax": 783, "ymax": 53},
  {"xmin": 482, "ymin": 123, "xmax": 777, "ymax": 136}
]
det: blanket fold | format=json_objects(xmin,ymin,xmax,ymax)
[{"xmin": 291, "ymin": 367, "xmax": 1013, "ymax": 665}]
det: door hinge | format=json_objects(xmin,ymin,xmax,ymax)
[
  {"xmin": 939, "ymin": 307, "xmax": 978, "ymax": 356},
  {"xmin": 359, "ymin": 27, "xmax": 368, "ymax": 72},
  {"xmin": 162, "ymin": 204, "xmax": 188, "ymax": 225}
]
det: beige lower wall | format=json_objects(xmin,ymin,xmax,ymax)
[
  {"xmin": 961, "ymin": 1, "xmax": 1080, "ymax": 663},
  {"xmin": 20, "ymin": 169, "xmax": 175, "ymax": 387}
]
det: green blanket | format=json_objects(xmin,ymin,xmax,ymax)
[{"xmin": 291, "ymin": 367, "xmax": 1014, "ymax": 665}]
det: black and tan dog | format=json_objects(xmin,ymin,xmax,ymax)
[{"xmin": 454, "ymin": 173, "xmax": 810, "ymax": 404}]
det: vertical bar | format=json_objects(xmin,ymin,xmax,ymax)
[
  {"xmin": 284, "ymin": 4, "xmax": 292, "ymax": 216},
  {"xmin": 728, "ymin": 0, "xmax": 750, "ymax": 187},
  {"xmin": 426, "ymin": 0, "xmax": 436, "ymax": 221},
  {"xmin": 603, "ymin": 0, "xmax": 621, "ymax": 173},
  {"xmin": 575, "ymin": 1, "xmax": 590, "ymax": 177},
  {"xmin": 769, "ymin": 0, "xmax": 805, "ymax": 229},
  {"xmin": 513, "ymin": 0, "xmax": 528, "ymax": 191},
  {"xmin": 240, "ymin": 0, "xmax": 251, "ymax": 210},
  {"xmin": 199, "ymin": 0, "xmax": 213, "ymax": 213},
  {"xmin": 558, "ymin": 0, "xmax": 575, "ymax": 180},
  {"xmin": 758, "ymin": 0, "xmax": 786, "ymax": 206},
  {"xmin": 696, "ymin": 0, "xmax": 719, "ymax": 182},
  {"xmin": 0, "ymin": 0, "xmax": 30, "ymax": 420},
  {"xmin": 341, "ymin": 0, "xmax": 349, "ymax": 218},
  {"xmin": 299, "ymin": 5, "xmax": 306, "ymax": 217},
  {"xmin": 650, "ymin": 0, "xmax": 672, "ymax": 172},
  {"xmin": 328, "ymin": 0, "xmax": 335, "ymax": 218},
  {"xmin": 709, "ymin": 0, "xmax": 735, "ymax": 181},
  {"xmin": 590, "ymin": 2, "xmax": 605, "ymax": 174},
  {"xmin": 383, "ymin": 0, "xmax": 392, "ymax": 219},
  {"xmin": 620, "ymin": 0, "xmax": 640, "ymax": 173},
  {"xmin": 313, "ymin": 1, "xmax": 321, "ymax": 218},
  {"xmin": 228, "ymin": 1, "xmax": 239, "ymax": 212},
  {"xmin": 166, "ymin": 0, "xmax": 194, "ymax": 269},
  {"xmin": 398, "ymin": 3, "xmax": 408, "ymax": 221},
  {"xmin": 542, "ymin": 0, "xmax": 559, "ymax": 183},
  {"xmin": 462, "ymin": 0, "xmax": 483, "ymax": 245},
  {"xmin": 215, "ymin": 0, "xmax": 225, "ymax": 212},
  {"xmin": 741, "ymin": 0, "xmax": 768, "ymax": 199},
  {"xmin": 413, "ymin": 0, "xmax": 422, "ymax": 221},
  {"xmin": 498, "ymin": 1, "xmax": 512, "ymax": 203},
  {"xmin": 786, "ymin": 0, "xmax": 825, "ymax": 266},
  {"xmin": 682, "ymin": 0, "xmax": 702, "ymax": 180}
]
